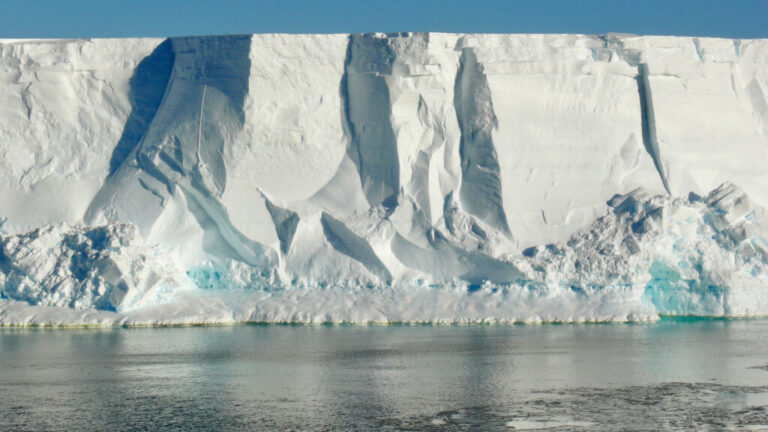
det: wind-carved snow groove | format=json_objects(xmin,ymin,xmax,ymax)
[
  {"xmin": 411, "ymin": 91, "xmax": 448, "ymax": 225},
  {"xmin": 197, "ymin": 83, "xmax": 206, "ymax": 167},
  {"xmin": 592, "ymin": 35, "xmax": 670, "ymax": 195},
  {"xmin": 107, "ymin": 39, "xmax": 175, "ymax": 177},
  {"xmin": 340, "ymin": 34, "xmax": 400, "ymax": 212},
  {"xmin": 411, "ymin": 96, "xmax": 436, "ymax": 221},
  {"xmin": 693, "ymin": 38, "xmax": 705, "ymax": 62},
  {"xmin": 453, "ymin": 47, "xmax": 511, "ymax": 234},
  {"xmin": 746, "ymin": 78, "xmax": 768, "ymax": 134},
  {"xmin": 636, "ymin": 63, "xmax": 671, "ymax": 195},
  {"xmin": 87, "ymin": 35, "xmax": 276, "ymax": 267}
]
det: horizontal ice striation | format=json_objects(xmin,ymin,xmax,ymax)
[{"xmin": 0, "ymin": 33, "xmax": 767, "ymax": 323}]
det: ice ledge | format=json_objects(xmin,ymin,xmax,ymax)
[
  {"xmin": 2, "ymin": 183, "xmax": 767, "ymax": 324},
  {"xmin": 0, "ymin": 286, "xmax": 660, "ymax": 326}
]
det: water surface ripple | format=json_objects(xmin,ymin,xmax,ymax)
[{"xmin": 1, "ymin": 320, "xmax": 767, "ymax": 431}]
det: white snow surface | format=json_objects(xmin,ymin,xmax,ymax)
[
  {"xmin": 0, "ymin": 33, "xmax": 766, "ymax": 324},
  {"xmin": 0, "ymin": 223, "xmax": 195, "ymax": 312}
]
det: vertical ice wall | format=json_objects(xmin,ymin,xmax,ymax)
[
  {"xmin": 463, "ymin": 35, "xmax": 667, "ymax": 248},
  {"xmin": 342, "ymin": 34, "xmax": 401, "ymax": 212},
  {"xmin": 85, "ymin": 35, "xmax": 278, "ymax": 268},
  {"xmin": 636, "ymin": 62, "xmax": 671, "ymax": 195},
  {"xmin": 453, "ymin": 46, "xmax": 510, "ymax": 235},
  {"xmin": 0, "ymin": 38, "xmax": 165, "ymax": 231},
  {"xmin": 0, "ymin": 33, "xmax": 766, "ymax": 290},
  {"xmin": 623, "ymin": 36, "xmax": 768, "ymax": 204}
]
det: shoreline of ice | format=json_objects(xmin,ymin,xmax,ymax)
[
  {"xmin": 1, "ymin": 33, "xmax": 766, "ymax": 324},
  {"xmin": 2, "ymin": 183, "xmax": 766, "ymax": 325}
]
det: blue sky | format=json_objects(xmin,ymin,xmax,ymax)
[{"xmin": 1, "ymin": 0, "xmax": 766, "ymax": 39}]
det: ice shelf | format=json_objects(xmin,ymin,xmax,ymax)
[{"xmin": 0, "ymin": 33, "xmax": 766, "ymax": 323}]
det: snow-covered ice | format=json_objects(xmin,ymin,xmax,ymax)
[
  {"xmin": 0, "ymin": 223, "xmax": 194, "ymax": 312},
  {"xmin": 0, "ymin": 33, "xmax": 766, "ymax": 324}
]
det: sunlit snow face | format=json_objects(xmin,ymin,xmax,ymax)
[{"xmin": 0, "ymin": 34, "xmax": 766, "ymax": 324}]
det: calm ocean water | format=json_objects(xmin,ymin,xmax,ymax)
[{"xmin": 1, "ymin": 319, "xmax": 768, "ymax": 431}]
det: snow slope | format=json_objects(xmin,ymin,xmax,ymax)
[{"xmin": 0, "ymin": 33, "xmax": 766, "ymax": 324}]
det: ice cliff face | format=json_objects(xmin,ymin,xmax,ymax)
[{"xmin": 0, "ymin": 33, "xmax": 766, "ymax": 323}]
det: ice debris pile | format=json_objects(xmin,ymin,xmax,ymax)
[
  {"xmin": 0, "ymin": 224, "xmax": 193, "ymax": 312},
  {"xmin": 0, "ymin": 33, "xmax": 767, "ymax": 323},
  {"xmin": 522, "ymin": 183, "xmax": 768, "ymax": 317}
]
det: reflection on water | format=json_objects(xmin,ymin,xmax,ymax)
[{"xmin": 1, "ymin": 320, "xmax": 768, "ymax": 431}]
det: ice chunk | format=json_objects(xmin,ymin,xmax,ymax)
[{"xmin": 0, "ymin": 223, "xmax": 193, "ymax": 312}]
